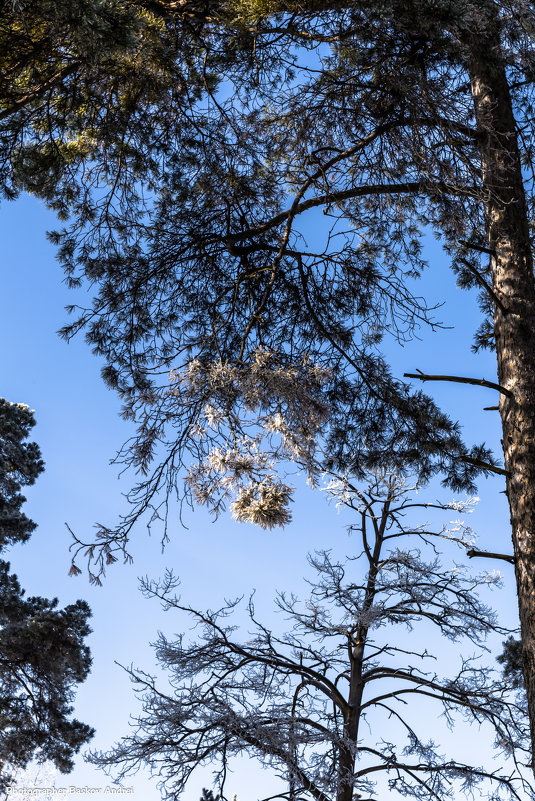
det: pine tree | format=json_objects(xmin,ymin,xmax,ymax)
[
  {"xmin": 7, "ymin": 0, "xmax": 535, "ymax": 767},
  {"xmin": 0, "ymin": 399, "xmax": 43, "ymax": 548},
  {"xmin": 0, "ymin": 399, "xmax": 93, "ymax": 788},
  {"xmin": 0, "ymin": 0, "xmax": 186, "ymax": 206},
  {"xmin": 0, "ymin": 563, "xmax": 93, "ymax": 785}
]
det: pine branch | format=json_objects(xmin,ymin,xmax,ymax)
[
  {"xmin": 460, "ymin": 456, "xmax": 510, "ymax": 477},
  {"xmin": 458, "ymin": 239, "xmax": 496, "ymax": 256},
  {"xmin": 466, "ymin": 548, "xmax": 515, "ymax": 565},
  {"xmin": 457, "ymin": 257, "xmax": 508, "ymax": 313},
  {"xmin": 228, "ymin": 179, "xmax": 478, "ymax": 243},
  {"xmin": 404, "ymin": 369, "xmax": 513, "ymax": 398},
  {"xmin": 0, "ymin": 63, "xmax": 78, "ymax": 122}
]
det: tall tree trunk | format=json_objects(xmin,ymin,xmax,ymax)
[
  {"xmin": 467, "ymin": 22, "xmax": 535, "ymax": 767},
  {"xmin": 337, "ymin": 498, "xmax": 390, "ymax": 801},
  {"xmin": 337, "ymin": 638, "xmax": 365, "ymax": 801}
]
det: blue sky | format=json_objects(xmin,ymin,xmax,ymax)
[{"xmin": 0, "ymin": 193, "xmax": 523, "ymax": 799}]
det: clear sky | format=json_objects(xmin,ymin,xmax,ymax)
[{"xmin": 0, "ymin": 193, "xmax": 523, "ymax": 800}]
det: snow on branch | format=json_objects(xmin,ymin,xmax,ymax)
[{"xmin": 88, "ymin": 476, "xmax": 531, "ymax": 801}]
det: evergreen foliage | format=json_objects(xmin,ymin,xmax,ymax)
[
  {"xmin": 29, "ymin": 0, "xmax": 531, "ymax": 574},
  {"xmin": 0, "ymin": 0, "xmax": 188, "ymax": 206},
  {"xmin": 0, "ymin": 563, "xmax": 93, "ymax": 783},
  {"xmin": 498, "ymin": 637, "xmax": 525, "ymax": 690},
  {"xmin": 7, "ymin": 0, "xmax": 535, "ymax": 769},
  {"xmin": 0, "ymin": 399, "xmax": 93, "ymax": 787},
  {"xmin": 199, "ymin": 790, "xmax": 219, "ymax": 801},
  {"xmin": 0, "ymin": 399, "xmax": 43, "ymax": 548}
]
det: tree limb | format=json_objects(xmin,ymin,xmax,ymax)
[
  {"xmin": 466, "ymin": 548, "xmax": 515, "ymax": 565},
  {"xmin": 228, "ymin": 179, "xmax": 478, "ymax": 243},
  {"xmin": 404, "ymin": 369, "xmax": 513, "ymax": 398},
  {"xmin": 460, "ymin": 456, "xmax": 510, "ymax": 477},
  {"xmin": 458, "ymin": 239, "xmax": 496, "ymax": 256},
  {"xmin": 458, "ymin": 257, "xmax": 508, "ymax": 313}
]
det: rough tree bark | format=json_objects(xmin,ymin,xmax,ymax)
[
  {"xmin": 466, "ymin": 21, "xmax": 535, "ymax": 767},
  {"xmin": 336, "ymin": 496, "xmax": 390, "ymax": 801}
]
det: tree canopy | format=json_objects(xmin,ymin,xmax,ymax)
[
  {"xmin": 0, "ymin": 0, "xmax": 192, "ymax": 205},
  {"xmin": 55, "ymin": 0, "xmax": 515, "ymax": 565},
  {"xmin": 0, "ymin": 563, "xmax": 93, "ymax": 785},
  {"xmin": 0, "ymin": 398, "xmax": 93, "ymax": 787},
  {"xmin": 6, "ymin": 0, "xmax": 535, "ymax": 771},
  {"xmin": 0, "ymin": 399, "xmax": 43, "ymax": 549},
  {"xmin": 89, "ymin": 475, "xmax": 532, "ymax": 801}
]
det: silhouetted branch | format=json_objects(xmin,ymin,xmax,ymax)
[
  {"xmin": 467, "ymin": 548, "xmax": 515, "ymax": 565},
  {"xmin": 404, "ymin": 370, "xmax": 513, "ymax": 398},
  {"xmin": 458, "ymin": 257, "xmax": 508, "ymax": 313},
  {"xmin": 460, "ymin": 456, "xmax": 510, "ymax": 477}
]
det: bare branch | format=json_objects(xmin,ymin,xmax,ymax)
[
  {"xmin": 404, "ymin": 369, "xmax": 513, "ymax": 398},
  {"xmin": 467, "ymin": 548, "xmax": 515, "ymax": 565}
]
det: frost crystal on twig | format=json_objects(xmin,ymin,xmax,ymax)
[
  {"xmin": 179, "ymin": 349, "xmax": 330, "ymax": 526},
  {"xmin": 88, "ymin": 475, "xmax": 531, "ymax": 801}
]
